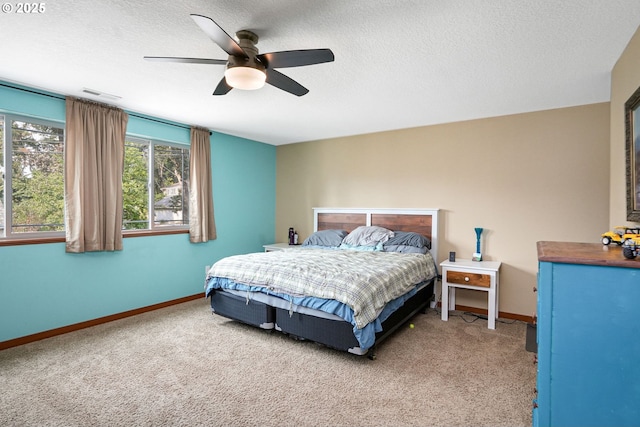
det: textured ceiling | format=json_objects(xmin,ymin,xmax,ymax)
[{"xmin": 1, "ymin": 0, "xmax": 639, "ymax": 145}]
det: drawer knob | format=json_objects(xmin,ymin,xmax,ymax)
[{"xmin": 464, "ymin": 276, "xmax": 470, "ymax": 282}]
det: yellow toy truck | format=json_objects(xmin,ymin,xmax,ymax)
[{"xmin": 601, "ymin": 226, "xmax": 640, "ymax": 246}]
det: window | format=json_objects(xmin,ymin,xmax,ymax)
[
  {"xmin": 123, "ymin": 137, "xmax": 189, "ymax": 231},
  {"xmin": 0, "ymin": 114, "xmax": 190, "ymax": 241},
  {"xmin": 152, "ymin": 143, "xmax": 189, "ymax": 228},
  {"xmin": 0, "ymin": 115, "xmax": 65, "ymax": 238},
  {"xmin": 123, "ymin": 139, "xmax": 150, "ymax": 230}
]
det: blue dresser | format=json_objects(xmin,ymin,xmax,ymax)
[{"xmin": 535, "ymin": 241, "xmax": 640, "ymax": 427}]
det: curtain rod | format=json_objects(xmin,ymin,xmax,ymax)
[
  {"xmin": 0, "ymin": 82, "xmax": 212, "ymax": 135},
  {"xmin": 0, "ymin": 81, "xmax": 64, "ymax": 100}
]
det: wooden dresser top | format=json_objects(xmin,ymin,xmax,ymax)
[{"xmin": 537, "ymin": 241, "xmax": 640, "ymax": 269}]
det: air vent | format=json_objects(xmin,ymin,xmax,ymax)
[{"xmin": 82, "ymin": 88, "xmax": 122, "ymax": 101}]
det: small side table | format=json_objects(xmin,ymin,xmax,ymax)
[
  {"xmin": 440, "ymin": 258, "xmax": 501, "ymax": 329},
  {"xmin": 262, "ymin": 243, "xmax": 303, "ymax": 252}
]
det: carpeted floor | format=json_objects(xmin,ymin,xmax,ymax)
[{"xmin": 0, "ymin": 299, "xmax": 536, "ymax": 427}]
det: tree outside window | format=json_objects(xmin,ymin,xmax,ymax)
[
  {"xmin": 10, "ymin": 119, "xmax": 64, "ymax": 233},
  {"xmin": 122, "ymin": 138, "xmax": 189, "ymax": 230},
  {"xmin": 153, "ymin": 144, "xmax": 189, "ymax": 227}
]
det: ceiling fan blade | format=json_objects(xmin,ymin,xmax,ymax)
[
  {"xmin": 190, "ymin": 14, "xmax": 247, "ymax": 58},
  {"xmin": 257, "ymin": 49, "xmax": 334, "ymax": 68},
  {"xmin": 144, "ymin": 56, "xmax": 227, "ymax": 65},
  {"xmin": 213, "ymin": 77, "xmax": 233, "ymax": 96},
  {"xmin": 265, "ymin": 69, "xmax": 309, "ymax": 96}
]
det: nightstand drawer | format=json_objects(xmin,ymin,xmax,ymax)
[{"xmin": 446, "ymin": 270, "xmax": 490, "ymax": 288}]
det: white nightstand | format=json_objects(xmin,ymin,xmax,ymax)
[
  {"xmin": 439, "ymin": 258, "xmax": 501, "ymax": 329},
  {"xmin": 262, "ymin": 243, "xmax": 303, "ymax": 252}
]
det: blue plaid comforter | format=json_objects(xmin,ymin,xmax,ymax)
[{"xmin": 206, "ymin": 248, "xmax": 437, "ymax": 329}]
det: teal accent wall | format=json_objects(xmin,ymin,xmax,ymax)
[{"xmin": 0, "ymin": 82, "xmax": 276, "ymax": 342}]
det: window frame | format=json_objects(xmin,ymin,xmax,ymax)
[
  {"xmin": 1, "ymin": 113, "xmax": 66, "ymax": 241},
  {"xmin": 0, "ymin": 115, "xmax": 191, "ymax": 247},
  {"xmin": 122, "ymin": 135, "xmax": 190, "ymax": 234}
]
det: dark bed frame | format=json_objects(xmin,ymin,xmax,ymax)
[{"xmin": 208, "ymin": 208, "xmax": 440, "ymax": 358}]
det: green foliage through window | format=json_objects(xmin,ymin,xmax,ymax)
[
  {"xmin": 153, "ymin": 144, "xmax": 189, "ymax": 227},
  {"xmin": 122, "ymin": 138, "xmax": 189, "ymax": 230},
  {"xmin": 123, "ymin": 141, "xmax": 150, "ymax": 230},
  {"xmin": 10, "ymin": 119, "xmax": 65, "ymax": 233}
]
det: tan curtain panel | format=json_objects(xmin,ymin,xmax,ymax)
[
  {"xmin": 189, "ymin": 127, "xmax": 217, "ymax": 243},
  {"xmin": 64, "ymin": 97, "xmax": 128, "ymax": 253}
]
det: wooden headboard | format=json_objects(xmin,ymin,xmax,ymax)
[{"xmin": 313, "ymin": 207, "xmax": 440, "ymax": 262}]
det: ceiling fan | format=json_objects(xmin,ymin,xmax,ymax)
[{"xmin": 144, "ymin": 14, "xmax": 335, "ymax": 96}]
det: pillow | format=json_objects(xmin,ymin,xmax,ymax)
[
  {"xmin": 383, "ymin": 244, "xmax": 428, "ymax": 254},
  {"xmin": 384, "ymin": 231, "xmax": 431, "ymax": 250},
  {"xmin": 341, "ymin": 226, "xmax": 394, "ymax": 247},
  {"xmin": 302, "ymin": 229, "xmax": 348, "ymax": 247}
]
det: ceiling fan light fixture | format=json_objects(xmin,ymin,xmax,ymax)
[{"xmin": 224, "ymin": 66, "xmax": 266, "ymax": 90}]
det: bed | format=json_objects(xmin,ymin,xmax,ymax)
[{"xmin": 205, "ymin": 208, "xmax": 440, "ymax": 357}]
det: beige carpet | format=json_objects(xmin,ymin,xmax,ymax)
[{"xmin": 0, "ymin": 299, "xmax": 535, "ymax": 427}]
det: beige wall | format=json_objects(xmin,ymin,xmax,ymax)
[
  {"xmin": 610, "ymin": 26, "xmax": 640, "ymax": 226},
  {"xmin": 276, "ymin": 104, "xmax": 610, "ymax": 316}
]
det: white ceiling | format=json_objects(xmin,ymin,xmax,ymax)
[{"xmin": 1, "ymin": 0, "xmax": 640, "ymax": 145}]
